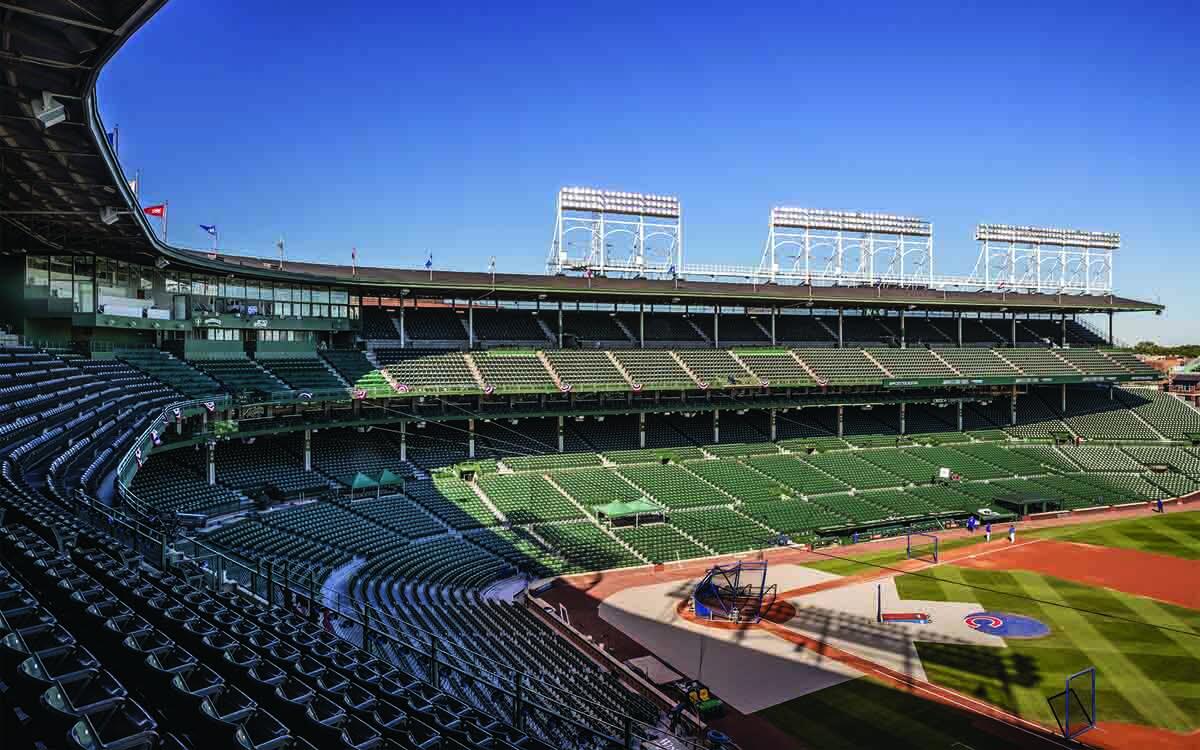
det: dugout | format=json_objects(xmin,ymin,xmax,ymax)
[{"xmin": 994, "ymin": 492, "xmax": 1063, "ymax": 516}]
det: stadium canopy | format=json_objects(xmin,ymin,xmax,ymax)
[
  {"xmin": 350, "ymin": 473, "xmax": 379, "ymax": 491},
  {"xmin": 378, "ymin": 469, "xmax": 405, "ymax": 487},
  {"xmin": 593, "ymin": 498, "xmax": 665, "ymax": 526}
]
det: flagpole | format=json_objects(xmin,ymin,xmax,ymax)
[{"xmin": 163, "ymin": 200, "xmax": 168, "ymax": 241}]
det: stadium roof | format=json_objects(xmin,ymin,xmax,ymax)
[{"xmin": 0, "ymin": 1, "xmax": 1165, "ymax": 316}]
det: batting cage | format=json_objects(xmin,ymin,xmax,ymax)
[
  {"xmin": 1048, "ymin": 667, "xmax": 1096, "ymax": 739},
  {"xmin": 691, "ymin": 560, "xmax": 771, "ymax": 624},
  {"xmin": 906, "ymin": 531, "xmax": 939, "ymax": 563}
]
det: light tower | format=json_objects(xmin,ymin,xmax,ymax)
[
  {"xmin": 547, "ymin": 187, "xmax": 681, "ymax": 278},
  {"xmin": 758, "ymin": 207, "xmax": 933, "ymax": 287},
  {"xmin": 971, "ymin": 224, "xmax": 1119, "ymax": 295}
]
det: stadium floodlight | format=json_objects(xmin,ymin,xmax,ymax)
[
  {"xmin": 974, "ymin": 224, "xmax": 1120, "ymax": 250},
  {"xmin": 971, "ymin": 223, "xmax": 1119, "ymax": 295},
  {"xmin": 771, "ymin": 207, "xmax": 932, "ymax": 236},
  {"xmin": 32, "ymin": 91, "xmax": 67, "ymax": 129},
  {"xmin": 558, "ymin": 187, "xmax": 681, "ymax": 219},
  {"xmin": 549, "ymin": 186, "xmax": 683, "ymax": 279}
]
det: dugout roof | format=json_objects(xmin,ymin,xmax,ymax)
[{"xmin": 0, "ymin": 1, "xmax": 1165, "ymax": 317}]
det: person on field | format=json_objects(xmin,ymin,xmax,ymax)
[
  {"xmin": 1008, "ymin": 524, "xmax": 1016, "ymax": 544},
  {"xmin": 984, "ymin": 522, "xmax": 992, "ymax": 542},
  {"xmin": 1157, "ymin": 498, "xmax": 1165, "ymax": 514},
  {"xmin": 967, "ymin": 515, "xmax": 976, "ymax": 533}
]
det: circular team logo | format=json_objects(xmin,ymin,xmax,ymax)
[{"xmin": 964, "ymin": 611, "xmax": 1050, "ymax": 639}]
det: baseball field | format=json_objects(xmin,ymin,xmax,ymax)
[{"xmin": 770, "ymin": 509, "xmax": 1200, "ymax": 749}]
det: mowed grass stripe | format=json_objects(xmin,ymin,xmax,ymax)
[
  {"xmin": 1031, "ymin": 510, "xmax": 1200, "ymax": 559},
  {"xmin": 1009, "ymin": 572, "xmax": 1186, "ymax": 729},
  {"xmin": 898, "ymin": 568, "xmax": 1200, "ymax": 732},
  {"xmin": 757, "ymin": 677, "xmax": 1021, "ymax": 750}
]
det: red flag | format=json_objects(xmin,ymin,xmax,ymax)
[{"xmin": 143, "ymin": 204, "xmax": 165, "ymax": 217}]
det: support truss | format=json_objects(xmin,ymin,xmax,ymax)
[{"xmin": 547, "ymin": 187, "xmax": 682, "ymax": 278}]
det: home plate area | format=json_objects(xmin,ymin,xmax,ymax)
[{"xmin": 599, "ymin": 565, "xmax": 1051, "ymax": 713}]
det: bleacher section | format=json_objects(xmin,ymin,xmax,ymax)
[
  {"xmin": 320, "ymin": 349, "xmax": 395, "ymax": 396},
  {"xmin": 867, "ymin": 348, "xmax": 958, "ymax": 379},
  {"xmin": 118, "ymin": 348, "xmax": 221, "ymax": 397},
  {"xmin": 472, "ymin": 308, "xmax": 552, "ymax": 344},
  {"xmin": 793, "ymin": 348, "xmax": 887, "ymax": 385},
  {"xmin": 193, "ymin": 358, "xmax": 287, "ymax": 396},
  {"xmin": 560, "ymin": 310, "xmax": 632, "ymax": 344},
  {"xmin": 1, "ymin": 333, "xmax": 1186, "ymax": 750},
  {"xmin": 471, "ymin": 350, "xmax": 556, "ymax": 392},
  {"xmin": 360, "ymin": 306, "xmax": 401, "ymax": 339},
  {"xmin": 613, "ymin": 350, "xmax": 695, "ymax": 388},
  {"xmin": 400, "ymin": 307, "xmax": 467, "ymax": 342},
  {"xmin": 380, "ymin": 349, "xmax": 480, "ymax": 392},
  {"xmin": 774, "ymin": 314, "xmax": 836, "ymax": 344},
  {"xmin": 260, "ymin": 356, "xmax": 345, "ymax": 391}
]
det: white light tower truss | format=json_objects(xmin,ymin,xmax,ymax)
[
  {"xmin": 547, "ymin": 187, "xmax": 682, "ymax": 278},
  {"xmin": 971, "ymin": 224, "xmax": 1119, "ymax": 295},
  {"xmin": 756, "ymin": 208, "xmax": 934, "ymax": 287}
]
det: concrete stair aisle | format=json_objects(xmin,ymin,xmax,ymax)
[
  {"xmin": 534, "ymin": 317, "xmax": 558, "ymax": 346},
  {"xmin": 536, "ymin": 351, "xmax": 568, "ymax": 391},
  {"xmin": 787, "ymin": 350, "xmax": 827, "ymax": 385},
  {"xmin": 667, "ymin": 351, "xmax": 707, "ymax": 388},
  {"xmin": 684, "ymin": 317, "xmax": 712, "ymax": 344},
  {"xmin": 814, "ymin": 317, "xmax": 840, "ymax": 341},
  {"xmin": 927, "ymin": 349, "xmax": 963, "ymax": 376},
  {"xmin": 321, "ymin": 356, "xmax": 351, "ymax": 388},
  {"xmin": 468, "ymin": 479, "xmax": 509, "ymax": 524},
  {"xmin": 668, "ymin": 521, "xmax": 717, "ymax": 556},
  {"xmin": 1047, "ymin": 349, "xmax": 1085, "ymax": 373},
  {"xmin": 861, "ymin": 350, "xmax": 894, "ymax": 377},
  {"xmin": 604, "ymin": 351, "xmax": 637, "ymax": 387},
  {"xmin": 979, "ymin": 320, "xmax": 1011, "ymax": 345},
  {"xmin": 611, "ymin": 316, "xmax": 639, "ymax": 345},
  {"xmin": 991, "ymin": 349, "xmax": 1023, "ymax": 374},
  {"xmin": 462, "ymin": 353, "xmax": 488, "ymax": 390}
]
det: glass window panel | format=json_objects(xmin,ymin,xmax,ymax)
[{"xmin": 25, "ymin": 256, "xmax": 49, "ymax": 288}]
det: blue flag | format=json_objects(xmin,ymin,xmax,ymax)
[
  {"xmin": 199, "ymin": 224, "xmax": 217, "ymax": 237},
  {"xmin": 424, "ymin": 253, "xmax": 433, "ymax": 270},
  {"xmin": 668, "ymin": 264, "xmax": 677, "ymax": 277}
]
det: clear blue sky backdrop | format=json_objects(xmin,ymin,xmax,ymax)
[{"xmin": 98, "ymin": 0, "xmax": 1198, "ymax": 344}]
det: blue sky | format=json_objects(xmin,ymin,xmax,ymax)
[{"xmin": 98, "ymin": 0, "xmax": 1198, "ymax": 344}]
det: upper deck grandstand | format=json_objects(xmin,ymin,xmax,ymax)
[{"xmin": 0, "ymin": 3, "xmax": 1196, "ymax": 750}]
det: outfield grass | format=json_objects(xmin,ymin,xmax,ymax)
[
  {"xmin": 758, "ymin": 677, "xmax": 1025, "ymax": 750},
  {"xmin": 894, "ymin": 567, "xmax": 1200, "ymax": 732},
  {"xmin": 1028, "ymin": 509, "xmax": 1200, "ymax": 559}
]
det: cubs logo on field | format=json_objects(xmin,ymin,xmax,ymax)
[{"xmin": 964, "ymin": 611, "xmax": 1050, "ymax": 639}]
